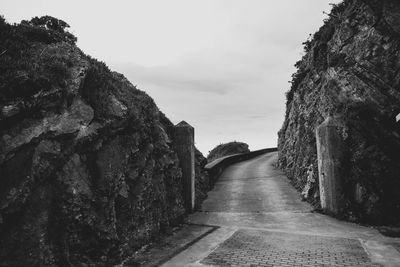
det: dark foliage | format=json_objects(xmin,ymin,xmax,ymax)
[
  {"xmin": 0, "ymin": 16, "xmax": 78, "ymax": 102},
  {"xmin": 207, "ymin": 141, "xmax": 250, "ymax": 162},
  {"xmin": 20, "ymin": 15, "xmax": 77, "ymax": 44}
]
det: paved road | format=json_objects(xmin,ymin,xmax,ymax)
[
  {"xmin": 201, "ymin": 152, "xmax": 310, "ymax": 213},
  {"xmin": 162, "ymin": 152, "xmax": 400, "ymax": 267}
]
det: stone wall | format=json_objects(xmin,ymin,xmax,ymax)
[{"xmin": 278, "ymin": 0, "xmax": 400, "ymax": 224}]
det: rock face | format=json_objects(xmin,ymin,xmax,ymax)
[
  {"xmin": 0, "ymin": 16, "xmax": 209, "ymax": 266},
  {"xmin": 278, "ymin": 0, "xmax": 400, "ymax": 224},
  {"xmin": 195, "ymin": 148, "xmax": 210, "ymax": 210},
  {"xmin": 207, "ymin": 141, "xmax": 250, "ymax": 162}
]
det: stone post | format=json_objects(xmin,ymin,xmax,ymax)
[
  {"xmin": 316, "ymin": 116, "xmax": 346, "ymax": 215},
  {"xmin": 173, "ymin": 121, "xmax": 195, "ymax": 213}
]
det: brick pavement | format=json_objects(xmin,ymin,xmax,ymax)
[{"xmin": 201, "ymin": 229, "xmax": 381, "ymax": 267}]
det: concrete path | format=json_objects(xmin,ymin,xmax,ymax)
[{"xmin": 162, "ymin": 152, "xmax": 400, "ymax": 267}]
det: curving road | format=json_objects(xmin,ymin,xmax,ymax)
[
  {"xmin": 163, "ymin": 152, "xmax": 400, "ymax": 267},
  {"xmin": 201, "ymin": 152, "xmax": 311, "ymax": 213}
]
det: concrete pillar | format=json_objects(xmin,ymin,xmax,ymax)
[
  {"xmin": 173, "ymin": 121, "xmax": 195, "ymax": 212},
  {"xmin": 316, "ymin": 116, "xmax": 346, "ymax": 215}
]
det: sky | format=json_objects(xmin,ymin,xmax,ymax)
[{"xmin": 1, "ymin": 0, "xmax": 341, "ymax": 155}]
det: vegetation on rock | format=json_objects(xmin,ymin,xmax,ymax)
[
  {"xmin": 0, "ymin": 16, "xmax": 209, "ymax": 266},
  {"xmin": 278, "ymin": 0, "xmax": 400, "ymax": 224},
  {"xmin": 207, "ymin": 141, "xmax": 250, "ymax": 162}
]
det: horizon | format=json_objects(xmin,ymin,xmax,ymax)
[{"xmin": 2, "ymin": 0, "xmax": 341, "ymax": 155}]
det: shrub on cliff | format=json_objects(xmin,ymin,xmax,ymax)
[
  {"xmin": 0, "ymin": 15, "xmax": 78, "ymax": 101},
  {"xmin": 207, "ymin": 141, "xmax": 250, "ymax": 162},
  {"xmin": 20, "ymin": 15, "xmax": 77, "ymax": 44}
]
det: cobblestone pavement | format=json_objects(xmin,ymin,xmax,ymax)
[
  {"xmin": 390, "ymin": 242, "xmax": 400, "ymax": 254},
  {"xmin": 201, "ymin": 230, "xmax": 381, "ymax": 267}
]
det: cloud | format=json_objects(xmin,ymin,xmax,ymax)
[{"xmin": 113, "ymin": 63, "xmax": 231, "ymax": 95}]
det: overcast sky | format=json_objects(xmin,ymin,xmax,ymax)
[{"xmin": 2, "ymin": 0, "xmax": 340, "ymax": 155}]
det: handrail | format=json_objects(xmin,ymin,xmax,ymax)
[{"xmin": 205, "ymin": 147, "xmax": 278, "ymax": 187}]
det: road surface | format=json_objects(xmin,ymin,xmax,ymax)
[{"xmin": 162, "ymin": 152, "xmax": 400, "ymax": 267}]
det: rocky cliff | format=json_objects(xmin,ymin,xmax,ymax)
[
  {"xmin": 0, "ymin": 16, "xmax": 209, "ymax": 266},
  {"xmin": 278, "ymin": 0, "xmax": 400, "ymax": 224}
]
